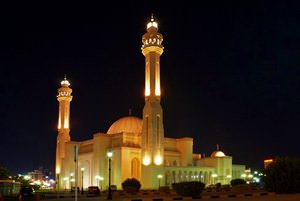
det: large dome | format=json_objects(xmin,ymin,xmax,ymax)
[
  {"xmin": 211, "ymin": 150, "xmax": 226, "ymax": 157},
  {"xmin": 107, "ymin": 116, "xmax": 142, "ymax": 135}
]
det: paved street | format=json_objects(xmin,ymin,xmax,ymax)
[
  {"xmin": 4, "ymin": 191, "xmax": 300, "ymax": 201},
  {"xmin": 39, "ymin": 193, "xmax": 300, "ymax": 201}
]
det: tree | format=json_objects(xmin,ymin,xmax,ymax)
[
  {"xmin": 121, "ymin": 178, "xmax": 141, "ymax": 192},
  {"xmin": 230, "ymin": 178, "xmax": 246, "ymax": 186},
  {"xmin": 0, "ymin": 166, "xmax": 10, "ymax": 180},
  {"xmin": 263, "ymin": 157, "xmax": 300, "ymax": 193},
  {"xmin": 172, "ymin": 182, "xmax": 205, "ymax": 197}
]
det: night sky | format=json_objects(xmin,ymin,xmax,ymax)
[{"xmin": 1, "ymin": 1, "xmax": 299, "ymax": 175}]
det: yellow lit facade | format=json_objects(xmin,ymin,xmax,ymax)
[{"xmin": 55, "ymin": 16, "xmax": 246, "ymax": 190}]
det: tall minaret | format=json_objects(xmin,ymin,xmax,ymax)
[
  {"xmin": 141, "ymin": 15, "xmax": 165, "ymax": 188},
  {"xmin": 56, "ymin": 76, "xmax": 72, "ymax": 175}
]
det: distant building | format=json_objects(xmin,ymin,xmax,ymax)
[
  {"xmin": 264, "ymin": 159, "xmax": 274, "ymax": 168},
  {"xmin": 55, "ymin": 16, "xmax": 246, "ymax": 190},
  {"xmin": 28, "ymin": 168, "xmax": 43, "ymax": 181}
]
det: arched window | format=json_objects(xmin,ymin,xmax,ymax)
[{"xmin": 131, "ymin": 158, "xmax": 140, "ymax": 180}]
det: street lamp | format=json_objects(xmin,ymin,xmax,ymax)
[
  {"xmin": 107, "ymin": 150, "xmax": 113, "ymax": 200},
  {"xmin": 95, "ymin": 175, "xmax": 100, "ymax": 188},
  {"xmin": 157, "ymin": 174, "xmax": 163, "ymax": 188},
  {"xmin": 99, "ymin": 176, "xmax": 104, "ymax": 190},
  {"xmin": 70, "ymin": 173, "xmax": 74, "ymax": 188},
  {"xmin": 63, "ymin": 177, "xmax": 69, "ymax": 190},
  {"xmin": 56, "ymin": 173, "xmax": 60, "ymax": 198},
  {"xmin": 81, "ymin": 167, "xmax": 85, "ymax": 194}
]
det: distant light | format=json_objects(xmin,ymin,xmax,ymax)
[
  {"xmin": 24, "ymin": 175, "xmax": 31, "ymax": 180},
  {"xmin": 81, "ymin": 167, "xmax": 85, "ymax": 171},
  {"xmin": 264, "ymin": 159, "xmax": 273, "ymax": 163},
  {"xmin": 212, "ymin": 174, "xmax": 217, "ymax": 178},
  {"xmin": 157, "ymin": 174, "xmax": 163, "ymax": 179}
]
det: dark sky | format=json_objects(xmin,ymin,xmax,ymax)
[{"xmin": 1, "ymin": 1, "xmax": 299, "ymax": 175}]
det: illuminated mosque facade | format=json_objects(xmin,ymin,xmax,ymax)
[{"xmin": 55, "ymin": 16, "xmax": 245, "ymax": 190}]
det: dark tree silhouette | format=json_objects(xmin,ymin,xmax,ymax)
[{"xmin": 263, "ymin": 157, "xmax": 300, "ymax": 193}]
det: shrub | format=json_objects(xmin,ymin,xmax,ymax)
[
  {"xmin": 172, "ymin": 182, "xmax": 205, "ymax": 197},
  {"xmin": 230, "ymin": 178, "xmax": 246, "ymax": 186},
  {"xmin": 121, "ymin": 178, "xmax": 141, "ymax": 192}
]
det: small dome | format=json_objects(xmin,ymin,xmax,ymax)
[
  {"xmin": 107, "ymin": 116, "xmax": 142, "ymax": 135},
  {"xmin": 211, "ymin": 150, "xmax": 226, "ymax": 157}
]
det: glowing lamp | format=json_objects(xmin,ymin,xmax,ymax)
[
  {"xmin": 142, "ymin": 155, "xmax": 151, "ymax": 166},
  {"xmin": 107, "ymin": 150, "xmax": 113, "ymax": 158},
  {"xmin": 56, "ymin": 167, "xmax": 61, "ymax": 174},
  {"xmin": 154, "ymin": 154, "xmax": 162, "ymax": 165}
]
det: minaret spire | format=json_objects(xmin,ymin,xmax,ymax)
[
  {"xmin": 56, "ymin": 76, "xmax": 72, "ymax": 177},
  {"xmin": 141, "ymin": 15, "xmax": 165, "ymax": 189},
  {"xmin": 141, "ymin": 15, "xmax": 164, "ymax": 165}
]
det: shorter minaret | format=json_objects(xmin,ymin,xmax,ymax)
[{"xmin": 56, "ymin": 76, "xmax": 72, "ymax": 175}]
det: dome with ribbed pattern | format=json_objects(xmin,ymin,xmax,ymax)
[{"xmin": 107, "ymin": 116, "xmax": 142, "ymax": 135}]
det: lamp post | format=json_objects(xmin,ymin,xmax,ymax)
[
  {"xmin": 212, "ymin": 174, "xmax": 217, "ymax": 185},
  {"xmin": 63, "ymin": 177, "xmax": 69, "ymax": 190},
  {"xmin": 81, "ymin": 168, "xmax": 85, "ymax": 194},
  {"xmin": 99, "ymin": 176, "xmax": 104, "ymax": 190},
  {"xmin": 56, "ymin": 173, "xmax": 60, "ymax": 199},
  {"xmin": 157, "ymin": 174, "xmax": 163, "ymax": 188},
  {"xmin": 107, "ymin": 150, "xmax": 113, "ymax": 200},
  {"xmin": 70, "ymin": 173, "xmax": 74, "ymax": 188},
  {"xmin": 95, "ymin": 175, "xmax": 100, "ymax": 188}
]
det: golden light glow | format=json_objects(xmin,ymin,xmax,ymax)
[
  {"xmin": 56, "ymin": 167, "xmax": 61, "ymax": 174},
  {"xmin": 147, "ymin": 21, "xmax": 158, "ymax": 30},
  {"xmin": 63, "ymin": 120, "xmax": 69, "ymax": 129},
  {"xmin": 155, "ymin": 61, "xmax": 160, "ymax": 96},
  {"xmin": 264, "ymin": 159, "xmax": 273, "ymax": 163},
  {"xmin": 142, "ymin": 154, "xmax": 151, "ymax": 166},
  {"xmin": 145, "ymin": 62, "xmax": 150, "ymax": 96},
  {"xmin": 154, "ymin": 154, "xmax": 162, "ymax": 165},
  {"xmin": 145, "ymin": 81, "xmax": 150, "ymax": 96},
  {"xmin": 58, "ymin": 116, "xmax": 61, "ymax": 129},
  {"xmin": 61, "ymin": 79, "xmax": 70, "ymax": 87},
  {"xmin": 215, "ymin": 151, "xmax": 226, "ymax": 157}
]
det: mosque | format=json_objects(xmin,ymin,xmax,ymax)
[{"xmin": 55, "ymin": 16, "xmax": 246, "ymax": 190}]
